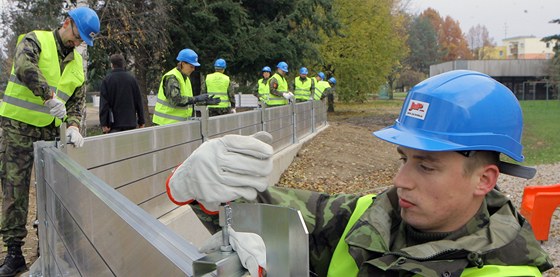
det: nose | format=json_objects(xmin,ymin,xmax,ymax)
[{"xmin": 393, "ymin": 164, "xmax": 414, "ymax": 190}]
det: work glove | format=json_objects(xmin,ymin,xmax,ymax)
[
  {"xmin": 200, "ymin": 227, "xmax": 266, "ymax": 277},
  {"xmin": 230, "ymin": 108, "xmax": 237, "ymax": 114},
  {"xmin": 167, "ymin": 131, "xmax": 274, "ymax": 213},
  {"xmin": 44, "ymin": 97, "xmax": 66, "ymax": 119},
  {"xmin": 193, "ymin": 94, "xmax": 221, "ymax": 105},
  {"xmin": 282, "ymin": 92, "xmax": 294, "ymax": 100},
  {"xmin": 66, "ymin": 126, "xmax": 84, "ymax": 147}
]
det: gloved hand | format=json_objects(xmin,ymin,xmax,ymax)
[
  {"xmin": 193, "ymin": 94, "xmax": 221, "ymax": 105},
  {"xmin": 230, "ymin": 108, "xmax": 236, "ymax": 114},
  {"xmin": 200, "ymin": 227, "xmax": 266, "ymax": 277},
  {"xmin": 44, "ymin": 97, "xmax": 66, "ymax": 119},
  {"xmin": 282, "ymin": 92, "xmax": 294, "ymax": 100},
  {"xmin": 167, "ymin": 131, "xmax": 273, "ymax": 212},
  {"xmin": 66, "ymin": 126, "xmax": 84, "ymax": 147}
]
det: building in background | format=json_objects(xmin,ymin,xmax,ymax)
[{"xmin": 503, "ymin": 36, "xmax": 556, "ymax": 60}]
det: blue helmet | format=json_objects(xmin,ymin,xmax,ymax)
[
  {"xmin": 176, "ymin": 49, "xmax": 200, "ymax": 66},
  {"xmin": 299, "ymin": 67, "xmax": 308, "ymax": 75},
  {"xmin": 328, "ymin": 77, "xmax": 336, "ymax": 85},
  {"xmin": 317, "ymin": 72, "xmax": 325, "ymax": 80},
  {"xmin": 68, "ymin": 7, "xmax": 100, "ymax": 46},
  {"xmin": 373, "ymin": 70, "xmax": 524, "ymax": 162},
  {"xmin": 277, "ymin": 61, "xmax": 288, "ymax": 72},
  {"xmin": 214, "ymin": 58, "xmax": 226, "ymax": 69},
  {"xmin": 262, "ymin": 66, "xmax": 271, "ymax": 72}
]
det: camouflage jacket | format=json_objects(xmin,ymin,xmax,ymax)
[
  {"xmin": 162, "ymin": 71, "xmax": 194, "ymax": 107},
  {"xmin": 194, "ymin": 186, "xmax": 553, "ymax": 277},
  {"xmin": 7, "ymin": 30, "xmax": 85, "ymax": 134}
]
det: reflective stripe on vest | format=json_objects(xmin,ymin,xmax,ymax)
[
  {"xmin": 327, "ymin": 195, "xmax": 542, "ymax": 276},
  {"xmin": 152, "ymin": 68, "xmax": 193, "ymax": 125},
  {"xmin": 0, "ymin": 31, "xmax": 84, "ymax": 127},
  {"xmin": 314, "ymin": 80, "xmax": 331, "ymax": 100},
  {"xmin": 206, "ymin": 72, "xmax": 231, "ymax": 108},
  {"xmin": 294, "ymin": 77, "xmax": 313, "ymax": 100},
  {"xmin": 327, "ymin": 195, "xmax": 374, "ymax": 277},
  {"xmin": 266, "ymin": 73, "xmax": 288, "ymax": 106}
]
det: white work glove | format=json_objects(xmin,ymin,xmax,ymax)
[
  {"xmin": 282, "ymin": 92, "xmax": 294, "ymax": 100},
  {"xmin": 66, "ymin": 126, "xmax": 84, "ymax": 148},
  {"xmin": 230, "ymin": 108, "xmax": 237, "ymax": 114},
  {"xmin": 44, "ymin": 97, "xmax": 66, "ymax": 119},
  {"xmin": 200, "ymin": 227, "xmax": 266, "ymax": 277},
  {"xmin": 167, "ymin": 131, "xmax": 273, "ymax": 212}
]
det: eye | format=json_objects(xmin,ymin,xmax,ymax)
[{"xmin": 420, "ymin": 164, "xmax": 435, "ymax": 172}]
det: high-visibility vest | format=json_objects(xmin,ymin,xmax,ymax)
[
  {"xmin": 152, "ymin": 68, "xmax": 193, "ymax": 125},
  {"xmin": 294, "ymin": 77, "xmax": 314, "ymax": 101},
  {"xmin": 267, "ymin": 73, "xmax": 288, "ymax": 106},
  {"xmin": 257, "ymin": 78, "xmax": 269, "ymax": 102},
  {"xmin": 206, "ymin": 72, "xmax": 230, "ymax": 109},
  {"xmin": 0, "ymin": 31, "xmax": 84, "ymax": 127},
  {"xmin": 314, "ymin": 80, "xmax": 331, "ymax": 100},
  {"xmin": 327, "ymin": 195, "xmax": 542, "ymax": 277}
]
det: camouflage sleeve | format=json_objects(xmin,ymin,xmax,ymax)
[
  {"xmin": 268, "ymin": 76, "xmax": 282, "ymax": 97},
  {"xmin": 228, "ymin": 82, "xmax": 235, "ymax": 106},
  {"xmin": 310, "ymin": 78, "xmax": 316, "ymax": 98},
  {"xmin": 164, "ymin": 75, "xmax": 193, "ymax": 107},
  {"xmin": 65, "ymin": 85, "xmax": 85, "ymax": 127},
  {"xmin": 13, "ymin": 32, "xmax": 52, "ymax": 100}
]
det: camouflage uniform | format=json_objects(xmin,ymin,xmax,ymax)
[
  {"xmin": 201, "ymin": 75, "xmax": 235, "ymax": 116},
  {"xmin": 0, "ymin": 30, "xmax": 85, "ymax": 247},
  {"xmin": 193, "ymin": 186, "xmax": 553, "ymax": 276},
  {"xmin": 163, "ymin": 73, "xmax": 196, "ymax": 108}
]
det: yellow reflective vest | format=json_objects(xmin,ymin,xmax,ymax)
[
  {"xmin": 294, "ymin": 77, "xmax": 314, "ymax": 101},
  {"xmin": 0, "ymin": 31, "xmax": 84, "ymax": 127},
  {"xmin": 267, "ymin": 73, "xmax": 288, "ymax": 106},
  {"xmin": 314, "ymin": 80, "xmax": 331, "ymax": 100},
  {"xmin": 327, "ymin": 195, "xmax": 543, "ymax": 277},
  {"xmin": 257, "ymin": 78, "xmax": 269, "ymax": 102},
  {"xmin": 152, "ymin": 68, "xmax": 193, "ymax": 125},
  {"xmin": 206, "ymin": 72, "xmax": 230, "ymax": 109}
]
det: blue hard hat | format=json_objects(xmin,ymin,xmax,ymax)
[
  {"xmin": 68, "ymin": 7, "xmax": 100, "ymax": 46},
  {"xmin": 176, "ymin": 48, "xmax": 200, "ymax": 66},
  {"xmin": 318, "ymin": 72, "xmax": 325, "ymax": 80},
  {"xmin": 373, "ymin": 70, "xmax": 524, "ymax": 162},
  {"xmin": 299, "ymin": 67, "xmax": 308, "ymax": 75},
  {"xmin": 277, "ymin": 61, "xmax": 288, "ymax": 72},
  {"xmin": 262, "ymin": 66, "xmax": 271, "ymax": 72},
  {"xmin": 328, "ymin": 77, "xmax": 336, "ymax": 84},
  {"xmin": 214, "ymin": 58, "xmax": 226, "ymax": 69}
]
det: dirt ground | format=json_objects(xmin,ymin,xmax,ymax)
[{"xmin": 12, "ymin": 103, "xmax": 559, "ymax": 275}]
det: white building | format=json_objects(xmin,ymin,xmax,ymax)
[{"xmin": 502, "ymin": 36, "xmax": 557, "ymax": 59}]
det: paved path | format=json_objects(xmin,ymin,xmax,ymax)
[{"xmin": 85, "ymin": 104, "xmax": 99, "ymax": 127}]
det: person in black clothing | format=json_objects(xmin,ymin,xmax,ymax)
[{"xmin": 99, "ymin": 54, "xmax": 145, "ymax": 133}]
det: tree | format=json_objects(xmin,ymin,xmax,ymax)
[
  {"xmin": 318, "ymin": 0, "xmax": 408, "ymax": 102},
  {"xmin": 406, "ymin": 15, "xmax": 441, "ymax": 74},
  {"xmin": 419, "ymin": 8, "xmax": 472, "ymax": 61},
  {"xmin": 543, "ymin": 19, "xmax": 560, "ymax": 94},
  {"xmin": 466, "ymin": 24, "xmax": 495, "ymax": 60}
]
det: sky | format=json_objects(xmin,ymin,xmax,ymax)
[{"xmin": 409, "ymin": 0, "xmax": 560, "ymax": 44}]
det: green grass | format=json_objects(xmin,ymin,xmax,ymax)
[
  {"xmin": 519, "ymin": 100, "xmax": 560, "ymax": 165},
  {"xmin": 332, "ymin": 99, "xmax": 560, "ymax": 165}
]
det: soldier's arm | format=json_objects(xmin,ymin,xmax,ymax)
[
  {"xmin": 228, "ymin": 81, "xmax": 236, "ymax": 107},
  {"xmin": 65, "ymin": 85, "xmax": 85, "ymax": 128},
  {"xmin": 164, "ymin": 75, "xmax": 194, "ymax": 107},
  {"xmin": 13, "ymin": 32, "xmax": 52, "ymax": 100},
  {"xmin": 269, "ymin": 77, "xmax": 282, "ymax": 97}
]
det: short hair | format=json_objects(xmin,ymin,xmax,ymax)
[
  {"xmin": 462, "ymin": 151, "xmax": 500, "ymax": 176},
  {"xmin": 110, "ymin": 54, "xmax": 125, "ymax": 69}
]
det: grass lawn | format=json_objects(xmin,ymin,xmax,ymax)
[{"xmin": 333, "ymin": 99, "xmax": 560, "ymax": 165}]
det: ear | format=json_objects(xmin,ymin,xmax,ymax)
[{"xmin": 473, "ymin": 164, "xmax": 499, "ymax": 196}]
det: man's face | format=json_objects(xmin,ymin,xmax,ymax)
[
  {"xmin": 393, "ymin": 147, "xmax": 482, "ymax": 232},
  {"xmin": 299, "ymin": 74, "xmax": 307, "ymax": 79},
  {"xmin": 263, "ymin": 72, "xmax": 270, "ymax": 78},
  {"xmin": 180, "ymin": 62, "xmax": 196, "ymax": 75},
  {"xmin": 62, "ymin": 19, "xmax": 84, "ymax": 48}
]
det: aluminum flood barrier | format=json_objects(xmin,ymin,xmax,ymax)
[{"xmin": 29, "ymin": 100, "xmax": 327, "ymax": 276}]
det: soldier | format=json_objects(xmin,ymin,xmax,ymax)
[
  {"xmin": 203, "ymin": 58, "xmax": 235, "ymax": 116},
  {"xmin": 266, "ymin": 61, "xmax": 293, "ymax": 106},
  {"xmin": 293, "ymin": 67, "xmax": 315, "ymax": 102},
  {"xmin": 254, "ymin": 66, "xmax": 271, "ymax": 104},
  {"xmin": 166, "ymin": 70, "xmax": 553, "ymax": 276},
  {"xmin": 0, "ymin": 7, "xmax": 100, "ymax": 276},
  {"xmin": 152, "ymin": 48, "xmax": 219, "ymax": 126}
]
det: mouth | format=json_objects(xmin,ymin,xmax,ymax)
[{"xmin": 398, "ymin": 197, "xmax": 415, "ymax": 209}]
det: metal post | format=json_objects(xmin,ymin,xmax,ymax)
[
  {"xmin": 194, "ymin": 106, "xmax": 209, "ymax": 141},
  {"xmin": 291, "ymin": 101, "xmax": 298, "ymax": 144},
  {"xmin": 311, "ymin": 100, "xmax": 316, "ymax": 133}
]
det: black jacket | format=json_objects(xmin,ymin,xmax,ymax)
[{"xmin": 99, "ymin": 68, "xmax": 145, "ymax": 129}]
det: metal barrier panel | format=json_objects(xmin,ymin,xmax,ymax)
[
  {"xmin": 34, "ymin": 142, "xmax": 203, "ymax": 276},
  {"xmin": 262, "ymin": 105, "xmax": 294, "ymax": 151},
  {"xmin": 207, "ymin": 109, "xmax": 262, "ymax": 139},
  {"xmin": 294, "ymin": 101, "xmax": 314, "ymax": 140}
]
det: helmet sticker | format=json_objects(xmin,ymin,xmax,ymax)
[{"xmin": 405, "ymin": 100, "xmax": 429, "ymax": 120}]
